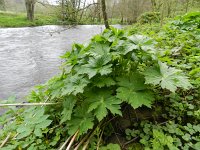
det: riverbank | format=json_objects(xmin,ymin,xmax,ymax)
[
  {"xmin": 0, "ymin": 12, "xmax": 59, "ymax": 27},
  {"xmin": 0, "ymin": 11, "xmax": 124, "ymax": 28}
]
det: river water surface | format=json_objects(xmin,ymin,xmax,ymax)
[{"xmin": 0, "ymin": 25, "xmax": 119, "ymax": 101}]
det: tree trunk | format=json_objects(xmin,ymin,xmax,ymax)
[
  {"xmin": 185, "ymin": 0, "xmax": 190, "ymax": 13},
  {"xmin": 97, "ymin": 0, "xmax": 101, "ymax": 23},
  {"xmin": 0, "ymin": 0, "xmax": 6, "ymax": 11},
  {"xmin": 25, "ymin": 0, "xmax": 36, "ymax": 21},
  {"xmin": 71, "ymin": 0, "xmax": 77, "ymax": 22},
  {"xmin": 79, "ymin": 0, "xmax": 86, "ymax": 22},
  {"xmin": 151, "ymin": 0, "xmax": 157, "ymax": 11},
  {"xmin": 61, "ymin": 0, "xmax": 65, "ymax": 21},
  {"xmin": 101, "ymin": 0, "xmax": 110, "ymax": 29}
]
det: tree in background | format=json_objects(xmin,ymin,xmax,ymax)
[
  {"xmin": 59, "ymin": 0, "xmax": 81, "ymax": 23},
  {"xmin": 101, "ymin": 0, "xmax": 109, "ymax": 29},
  {"xmin": 0, "ymin": 0, "xmax": 6, "ymax": 11},
  {"xmin": 58, "ymin": 0, "xmax": 99, "ymax": 24},
  {"xmin": 25, "ymin": 0, "xmax": 37, "ymax": 21}
]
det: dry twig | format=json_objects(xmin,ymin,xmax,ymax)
[
  {"xmin": 0, "ymin": 103, "xmax": 60, "ymax": 107},
  {"xmin": 0, "ymin": 132, "xmax": 11, "ymax": 148}
]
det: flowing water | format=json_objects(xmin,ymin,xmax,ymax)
[{"xmin": 0, "ymin": 25, "xmax": 122, "ymax": 101}]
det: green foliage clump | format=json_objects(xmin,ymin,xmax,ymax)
[
  {"xmin": 137, "ymin": 12, "xmax": 160, "ymax": 24},
  {"xmin": 0, "ymin": 12, "xmax": 199, "ymax": 150}
]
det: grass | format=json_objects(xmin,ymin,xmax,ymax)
[
  {"xmin": 0, "ymin": 11, "xmax": 59, "ymax": 27},
  {"xmin": 0, "ymin": 11, "xmax": 126, "ymax": 27}
]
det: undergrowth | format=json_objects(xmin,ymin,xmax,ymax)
[{"xmin": 0, "ymin": 12, "xmax": 200, "ymax": 150}]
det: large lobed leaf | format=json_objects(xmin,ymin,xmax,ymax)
[
  {"xmin": 116, "ymin": 73, "xmax": 154, "ymax": 109},
  {"xmin": 68, "ymin": 105, "xmax": 94, "ymax": 135},
  {"xmin": 76, "ymin": 55, "xmax": 112, "ymax": 79},
  {"xmin": 144, "ymin": 62, "xmax": 192, "ymax": 92},
  {"xmin": 87, "ymin": 89, "xmax": 122, "ymax": 121}
]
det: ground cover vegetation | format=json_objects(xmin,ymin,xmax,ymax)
[
  {"xmin": 0, "ymin": 11, "xmax": 58, "ymax": 27},
  {"xmin": 0, "ymin": 0, "xmax": 199, "ymax": 27},
  {"xmin": 0, "ymin": 11, "xmax": 200, "ymax": 149}
]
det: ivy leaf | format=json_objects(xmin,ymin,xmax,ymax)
[
  {"xmin": 62, "ymin": 74, "xmax": 89, "ymax": 95},
  {"xmin": 116, "ymin": 73, "xmax": 154, "ymax": 109},
  {"xmin": 77, "ymin": 55, "xmax": 112, "ymax": 78},
  {"xmin": 60, "ymin": 96, "xmax": 77, "ymax": 123},
  {"xmin": 68, "ymin": 105, "xmax": 94, "ymax": 135},
  {"xmin": 144, "ymin": 62, "xmax": 192, "ymax": 92},
  {"xmin": 87, "ymin": 89, "xmax": 122, "ymax": 121}
]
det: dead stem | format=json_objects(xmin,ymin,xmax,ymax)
[
  {"xmin": 74, "ymin": 131, "xmax": 92, "ymax": 150},
  {"xmin": 0, "ymin": 132, "xmax": 11, "ymax": 148},
  {"xmin": 66, "ymin": 130, "xmax": 79, "ymax": 150},
  {"xmin": 0, "ymin": 103, "xmax": 60, "ymax": 107},
  {"xmin": 58, "ymin": 136, "xmax": 72, "ymax": 150}
]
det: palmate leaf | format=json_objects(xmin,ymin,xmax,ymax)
[
  {"xmin": 17, "ymin": 107, "xmax": 52, "ymax": 139},
  {"xmin": 60, "ymin": 96, "xmax": 77, "ymax": 123},
  {"xmin": 77, "ymin": 55, "xmax": 112, "ymax": 79},
  {"xmin": 144, "ymin": 62, "xmax": 192, "ymax": 92},
  {"xmin": 61, "ymin": 74, "xmax": 89, "ymax": 96},
  {"xmin": 93, "ymin": 76, "xmax": 116, "ymax": 88},
  {"xmin": 128, "ymin": 35, "xmax": 156, "ymax": 51},
  {"xmin": 87, "ymin": 89, "xmax": 122, "ymax": 121},
  {"xmin": 68, "ymin": 105, "xmax": 94, "ymax": 135},
  {"xmin": 61, "ymin": 43, "xmax": 84, "ymax": 66},
  {"xmin": 116, "ymin": 73, "xmax": 154, "ymax": 109},
  {"xmin": 112, "ymin": 40, "xmax": 138, "ymax": 55},
  {"xmin": 89, "ymin": 42, "xmax": 110, "ymax": 56}
]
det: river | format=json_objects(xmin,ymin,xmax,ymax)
[{"xmin": 0, "ymin": 25, "xmax": 122, "ymax": 101}]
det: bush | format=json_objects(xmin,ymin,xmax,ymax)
[{"xmin": 137, "ymin": 12, "xmax": 160, "ymax": 24}]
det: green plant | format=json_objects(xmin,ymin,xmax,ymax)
[
  {"xmin": 0, "ymin": 12, "xmax": 199, "ymax": 150},
  {"xmin": 137, "ymin": 12, "xmax": 160, "ymax": 24}
]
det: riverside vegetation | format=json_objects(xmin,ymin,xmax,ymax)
[
  {"xmin": 0, "ymin": 12, "xmax": 200, "ymax": 150},
  {"xmin": 0, "ymin": 11, "xmax": 59, "ymax": 27},
  {"xmin": 0, "ymin": 11, "xmax": 121, "ymax": 28}
]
